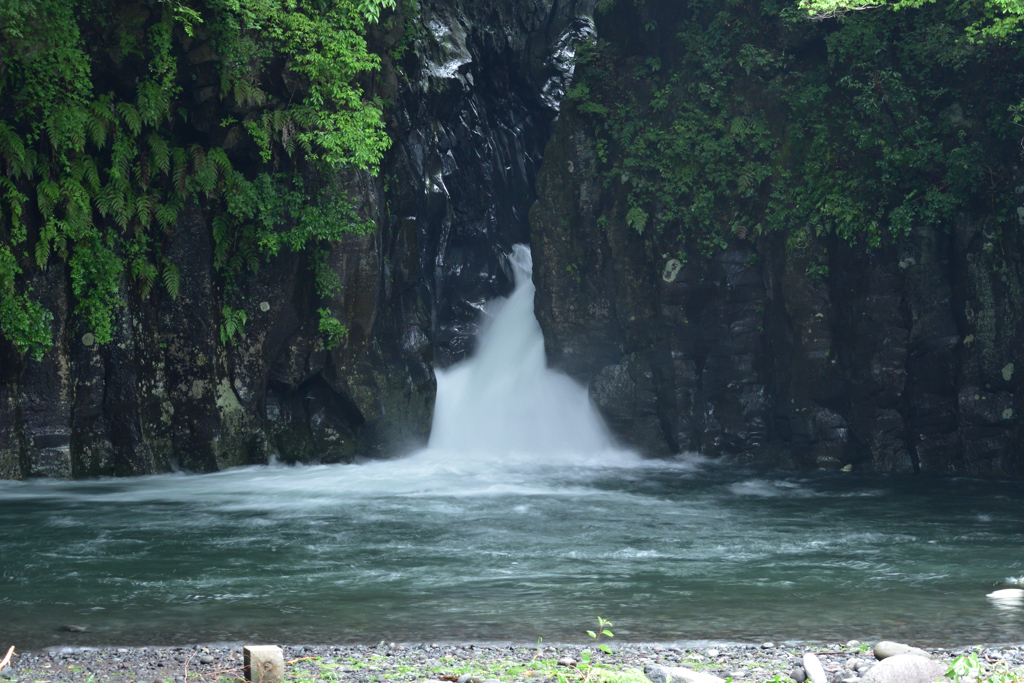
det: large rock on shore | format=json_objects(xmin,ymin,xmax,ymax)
[
  {"xmin": 873, "ymin": 641, "xmax": 933, "ymax": 661},
  {"xmin": 644, "ymin": 664, "xmax": 725, "ymax": 683},
  {"xmin": 860, "ymin": 654, "xmax": 946, "ymax": 683}
]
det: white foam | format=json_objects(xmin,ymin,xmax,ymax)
[{"xmin": 728, "ymin": 479, "xmax": 819, "ymax": 498}]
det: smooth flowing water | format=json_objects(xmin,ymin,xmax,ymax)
[{"xmin": 2, "ymin": 247, "xmax": 1024, "ymax": 650}]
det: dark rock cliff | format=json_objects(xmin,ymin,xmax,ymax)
[
  {"xmin": 530, "ymin": 106, "xmax": 1024, "ymax": 476},
  {"xmin": 0, "ymin": 0, "xmax": 595, "ymax": 479},
  {"xmin": 528, "ymin": 0, "xmax": 1024, "ymax": 478}
]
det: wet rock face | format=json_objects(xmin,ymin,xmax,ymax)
[
  {"xmin": 529, "ymin": 105, "xmax": 1024, "ymax": 474},
  {"xmin": 0, "ymin": 0, "xmax": 593, "ymax": 479},
  {"xmin": 385, "ymin": 0, "xmax": 596, "ymax": 366}
]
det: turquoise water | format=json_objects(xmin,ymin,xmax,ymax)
[{"xmin": 2, "ymin": 456, "xmax": 1023, "ymax": 649}]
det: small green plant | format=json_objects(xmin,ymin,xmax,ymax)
[
  {"xmin": 220, "ymin": 305, "xmax": 247, "ymax": 346},
  {"xmin": 805, "ymin": 262, "xmax": 829, "ymax": 281},
  {"xmin": 625, "ymin": 206, "xmax": 648, "ymax": 234},
  {"xmin": 556, "ymin": 617, "xmax": 615, "ymax": 683},
  {"xmin": 947, "ymin": 653, "xmax": 985, "ymax": 682},
  {"xmin": 946, "ymin": 653, "xmax": 1024, "ymax": 683},
  {"xmin": 318, "ymin": 308, "xmax": 349, "ymax": 350},
  {"xmin": 587, "ymin": 616, "xmax": 614, "ymax": 655}
]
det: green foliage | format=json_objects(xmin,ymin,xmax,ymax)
[
  {"xmin": 219, "ymin": 305, "xmax": 247, "ymax": 345},
  {"xmin": 798, "ymin": 0, "xmax": 1024, "ymax": 42},
  {"xmin": 946, "ymin": 652, "xmax": 1024, "ymax": 683},
  {"xmin": 570, "ymin": 0, "xmax": 1023, "ymax": 264},
  {"xmin": 0, "ymin": 0, "xmax": 393, "ymax": 356},
  {"xmin": 625, "ymin": 206, "xmax": 648, "ymax": 234},
  {"xmin": 161, "ymin": 262, "xmax": 181, "ymax": 300},
  {"xmin": 318, "ymin": 307, "xmax": 349, "ymax": 349},
  {"xmin": 215, "ymin": 172, "xmax": 373, "ymax": 287},
  {"xmin": 215, "ymin": 0, "xmax": 394, "ymax": 167},
  {"xmin": 0, "ymin": 245, "xmax": 52, "ymax": 360},
  {"xmin": 947, "ymin": 653, "xmax": 985, "ymax": 682}
]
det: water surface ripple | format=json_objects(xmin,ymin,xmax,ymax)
[{"xmin": 2, "ymin": 458, "xmax": 1023, "ymax": 648}]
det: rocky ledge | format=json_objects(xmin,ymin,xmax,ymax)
[{"xmin": 1, "ymin": 640, "xmax": 1022, "ymax": 683}]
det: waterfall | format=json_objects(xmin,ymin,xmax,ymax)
[{"xmin": 429, "ymin": 244, "xmax": 613, "ymax": 455}]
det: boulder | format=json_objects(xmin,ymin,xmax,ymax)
[
  {"xmin": 860, "ymin": 655, "xmax": 945, "ymax": 683},
  {"xmin": 872, "ymin": 642, "xmax": 932, "ymax": 661},
  {"xmin": 644, "ymin": 664, "xmax": 726, "ymax": 683}
]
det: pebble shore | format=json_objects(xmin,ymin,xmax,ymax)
[{"xmin": 3, "ymin": 641, "xmax": 1024, "ymax": 683}]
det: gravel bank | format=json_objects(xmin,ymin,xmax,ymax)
[{"xmin": 2, "ymin": 641, "xmax": 1023, "ymax": 683}]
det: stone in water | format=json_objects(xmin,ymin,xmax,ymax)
[
  {"xmin": 987, "ymin": 588, "xmax": 1024, "ymax": 609},
  {"xmin": 244, "ymin": 645, "xmax": 284, "ymax": 683}
]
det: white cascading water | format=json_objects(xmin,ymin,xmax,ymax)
[{"xmin": 429, "ymin": 244, "xmax": 612, "ymax": 455}]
